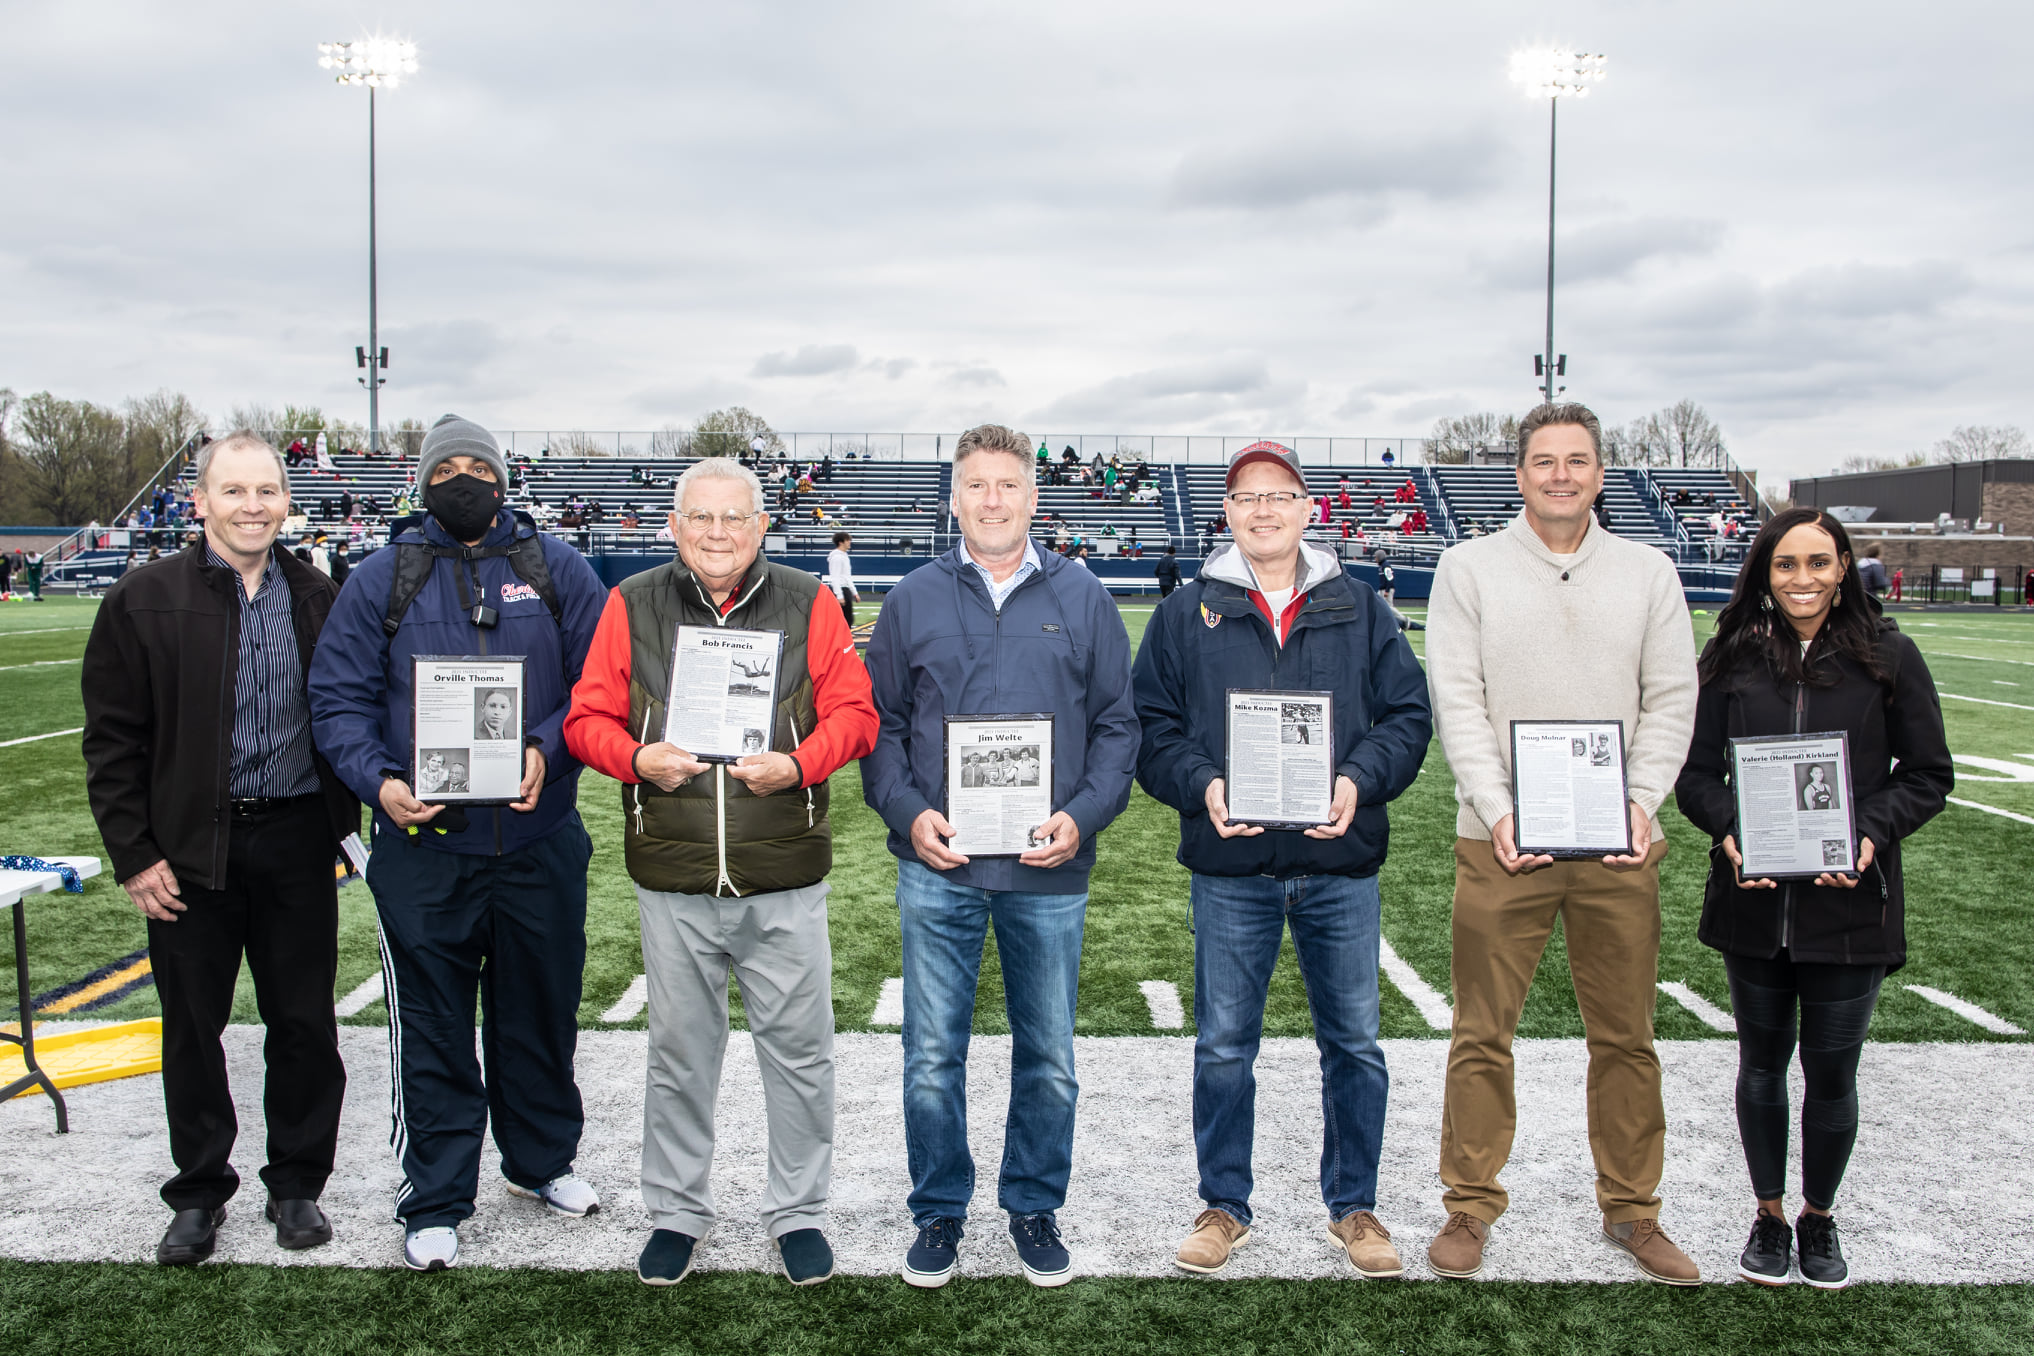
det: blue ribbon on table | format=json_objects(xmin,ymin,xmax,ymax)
[{"xmin": 0, "ymin": 856, "xmax": 83, "ymax": 893}]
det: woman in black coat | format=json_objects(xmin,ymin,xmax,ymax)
[{"xmin": 1675, "ymin": 507, "xmax": 1951, "ymax": 1291}]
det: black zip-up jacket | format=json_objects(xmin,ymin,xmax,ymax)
[
  {"xmin": 1674, "ymin": 620, "xmax": 1952, "ymax": 969},
  {"xmin": 82, "ymin": 543, "xmax": 358, "ymax": 889}
]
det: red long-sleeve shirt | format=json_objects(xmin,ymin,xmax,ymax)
[{"xmin": 564, "ymin": 582, "xmax": 877, "ymax": 787}]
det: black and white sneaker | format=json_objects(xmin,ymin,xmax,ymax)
[
  {"xmin": 904, "ymin": 1217, "xmax": 964, "ymax": 1288},
  {"xmin": 1796, "ymin": 1212, "xmax": 1850, "ymax": 1290},
  {"xmin": 1008, "ymin": 1212, "xmax": 1073, "ymax": 1288},
  {"xmin": 1738, "ymin": 1212, "xmax": 1792, "ymax": 1286}
]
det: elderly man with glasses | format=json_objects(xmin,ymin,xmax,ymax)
[{"xmin": 564, "ymin": 457, "xmax": 877, "ymax": 1288}]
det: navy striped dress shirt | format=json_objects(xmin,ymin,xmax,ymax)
[{"xmin": 209, "ymin": 545, "xmax": 321, "ymax": 799}]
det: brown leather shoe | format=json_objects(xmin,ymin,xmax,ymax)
[
  {"xmin": 1604, "ymin": 1217, "xmax": 1702, "ymax": 1286},
  {"xmin": 1175, "ymin": 1208, "xmax": 1250, "ymax": 1274},
  {"xmin": 1327, "ymin": 1211, "xmax": 1403, "ymax": 1278},
  {"xmin": 1427, "ymin": 1211, "xmax": 1488, "ymax": 1278}
]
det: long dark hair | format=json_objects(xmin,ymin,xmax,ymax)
[{"xmin": 1699, "ymin": 507, "xmax": 1889, "ymax": 688}]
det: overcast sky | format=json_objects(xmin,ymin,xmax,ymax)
[{"xmin": 5, "ymin": 1, "xmax": 2029, "ymax": 483}]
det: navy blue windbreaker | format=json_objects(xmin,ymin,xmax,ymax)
[{"xmin": 308, "ymin": 509, "xmax": 607, "ymax": 855}]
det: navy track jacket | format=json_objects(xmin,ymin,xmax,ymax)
[
  {"xmin": 1132, "ymin": 545, "xmax": 1432, "ymax": 879},
  {"xmin": 862, "ymin": 540, "xmax": 1139, "ymax": 894},
  {"xmin": 308, "ymin": 509, "xmax": 607, "ymax": 856}
]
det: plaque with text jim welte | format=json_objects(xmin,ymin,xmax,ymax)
[
  {"xmin": 1224, "ymin": 689, "xmax": 1335, "ymax": 829},
  {"xmin": 410, "ymin": 655, "xmax": 528, "ymax": 804},
  {"xmin": 663, "ymin": 625, "xmax": 785, "ymax": 763},
  {"xmin": 1509, "ymin": 719, "xmax": 1632, "ymax": 857},
  {"xmin": 1730, "ymin": 730, "xmax": 1859, "ymax": 879},
  {"xmin": 943, "ymin": 713, "xmax": 1054, "ymax": 857}
]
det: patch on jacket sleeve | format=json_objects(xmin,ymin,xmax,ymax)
[{"xmin": 1201, "ymin": 603, "xmax": 1221, "ymax": 629}]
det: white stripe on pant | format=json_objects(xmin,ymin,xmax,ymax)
[{"xmin": 635, "ymin": 879, "xmax": 835, "ymax": 1241}]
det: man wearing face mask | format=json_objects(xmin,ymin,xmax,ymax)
[{"xmin": 308, "ymin": 414, "xmax": 609, "ymax": 1273}]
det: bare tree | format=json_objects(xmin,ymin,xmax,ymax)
[
  {"xmin": 1657, "ymin": 399, "xmax": 1727, "ymax": 468},
  {"xmin": 694, "ymin": 407, "xmax": 782, "ymax": 459},
  {"xmin": 1424, "ymin": 412, "xmax": 1512, "ymax": 464},
  {"xmin": 649, "ymin": 424, "xmax": 696, "ymax": 459},
  {"xmin": 550, "ymin": 430, "xmax": 613, "ymax": 458},
  {"xmin": 227, "ymin": 402, "xmax": 282, "ymax": 436},
  {"xmin": 1933, "ymin": 424, "xmax": 2030, "ymax": 463},
  {"xmin": 15, "ymin": 392, "xmax": 128, "ymax": 523},
  {"xmin": 1837, "ymin": 452, "xmax": 1928, "ymax": 474},
  {"xmin": 391, "ymin": 418, "xmax": 427, "ymax": 459}
]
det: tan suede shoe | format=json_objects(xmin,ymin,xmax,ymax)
[
  {"xmin": 1175, "ymin": 1208, "xmax": 1251, "ymax": 1274},
  {"xmin": 1327, "ymin": 1211, "xmax": 1404, "ymax": 1278},
  {"xmin": 1427, "ymin": 1211, "xmax": 1489, "ymax": 1278},
  {"xmin": 1604, "ymin": 1217, "xmax": 1702, "ymax": 1286}
]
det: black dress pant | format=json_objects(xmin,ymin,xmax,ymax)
[{"xmin": 147, "ymin": 798, "xmax": 345, "ymax": 1211}]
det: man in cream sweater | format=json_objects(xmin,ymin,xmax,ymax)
[{"xmin": 1423, "ymin": 403, "xmax": 1699, "ymax": 1284}]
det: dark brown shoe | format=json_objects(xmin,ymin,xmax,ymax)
[
  {"xmin": 1604, "ymin": 1216, "xmax": 1702, "ymax": 1285},
  {"xmin": 1175, "ymin": 1208, "xmax": 1250, "ymax": 1274},
  {"xmin": 1427, "ymin": 1211, "xmax": 1488, "ymax": 1278}
]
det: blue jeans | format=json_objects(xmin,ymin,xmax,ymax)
[
  {"xmin": 1191, "ymin": 871, "xmax": 1388, "ymax": 1225},
  {"xmin": 897, "ymin": 858, "xmax": 1086, "ymax": 1225}
]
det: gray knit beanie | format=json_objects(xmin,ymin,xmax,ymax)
[{"xmin": 417, "ymin": 414, "xmax": 509, "ymax": 489}]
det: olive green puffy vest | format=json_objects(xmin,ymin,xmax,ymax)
[{"xmin": 617, "ymin": 558, "xmax": 829, "ymax": 896}]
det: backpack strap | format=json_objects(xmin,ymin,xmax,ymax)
[{"xmin": 382, "ymin": 527, "xmax": 564, "ymax": 637}]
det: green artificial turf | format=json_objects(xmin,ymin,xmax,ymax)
[{"xmin": 2, "ymin": 1262, "xmax": 2031, "ymax": 1356}]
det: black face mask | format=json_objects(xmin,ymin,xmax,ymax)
[{"xmin": 424, "ymin": 473, "xmax": 505, "ymax": 541}]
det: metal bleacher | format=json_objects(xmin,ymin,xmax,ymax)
[{"xmin": 1175, "ymin": 464, "xmax": 1448, "ymax": 558}]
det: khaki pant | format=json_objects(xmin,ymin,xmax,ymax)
[{"xmin": 1439, "ymin": 836, "xmax": 1668, "ymax": 1225}]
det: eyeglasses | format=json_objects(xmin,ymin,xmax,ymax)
[
  {"xmin": 678, "ymin": 510, "xmax": 761, "ymax": 532},
  {"xmin": 1224, "ymin": 491, "xmax": 1306, "ymax": 507}
]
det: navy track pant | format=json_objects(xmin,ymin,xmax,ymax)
[{"xmin": 366, "ymin": 812, "xmax": 593, "ymax": 1229}]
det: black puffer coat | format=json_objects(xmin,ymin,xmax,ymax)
[{"xmin": 1674, "ymin": 619, "xmax": 1953, "ymax": 969}]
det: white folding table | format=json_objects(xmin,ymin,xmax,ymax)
[{"xmin": 1, "ymin": 855, "xmax": 104, "ymax": 1132}]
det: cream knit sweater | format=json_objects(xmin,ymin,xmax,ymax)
[{"xmin": 1425, "ymin": 514, "xmax": 1698, "ymax": 841}]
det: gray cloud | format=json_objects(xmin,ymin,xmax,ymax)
[
  {"xmin": 1482, "ymin": 217, "xmax": 1724, "ymax": 288},
  {"xmin": 752, "ymin": 344, "xmax": 861, "ymax": 378},
  {"xmin": 945, "ymin": 366, "xmax": 1007, "ymax": 388},
  {"xmin": 1167, "ymin": 131, "xmax": 1504, "ymax": 213},
  {"xmin": 1031, "ymin": 357, "xmax": 1305, "ymax": 426}
]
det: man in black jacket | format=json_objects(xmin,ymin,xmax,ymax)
[
  {"xmin": 1154, "ymin": 545, "xmax": 1182, "ymax": 597},
  {"xmin": 82, "ymin": 433, "xmax": 358, "ymax": 1267}
]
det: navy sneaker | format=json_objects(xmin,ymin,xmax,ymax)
[
  {"xmin": 637, "ymin": 1229, "xmax": 697, "ymax": 1286},
  {"xmin": 904, "ymin": 1217, "xmax": 964, "ymax": 1288},
  {"xmin": 1738, "ymin": 1212, "xmax": 1792, "ymax": 1286},
  {"xmin": 1796, "ymin": 1212, "xmax": 1850, "ymax": 1290},
  {"xmin": 776, "ymin": 1228, "xmax": 835, "ymax": 1286},
  {"xmin": 1008, "ymin": 1212, "xmax": 1073, "ymax": 1287}
]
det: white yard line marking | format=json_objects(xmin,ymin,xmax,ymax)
[
  {"xmin": 0, "ymin": 626, "xmax": 93, "ymax": 636},
  {"xmin": 0, "ymin": 727, "xmax": 84, "ymax": 748},
  {"xmin": 601, "ymin": 974, "xmax": 649, "ymax": 1023},
  {"xmin": 1942, "ymin": 692, "xmax": 2034, "ymax": 712},
  {"xmin": 1937, "ymin": 653, "xmax": 2034, "ymax": 668},
  {"xmin": 1139, "ymin": 979, "xmax": 1185, "ymax": 1030},
  {"xmin": 0, "ymin": 658, "xmax": 81, "ymax": 672},
  {"xmin": 334, "ymin": 973, "xmax": 385, "ymax": 1017},
  {"xmin": 1903, "ymin": 984, "xmax": 2027, "ymax": 1036},
  {"xmin": 1997, "ymin": 681, "xmax": 2021, "ymax": 687},
  {"xmin": 1947, "ymin": 635, "xmax": 2032, "ymax": 645},
  {"xmin": 1378, "ymin": 936, "xmax": 1452, "ymax": 1031},
  {"xmin": 1658, "ymin": 981, "xmax": 1736, "ymax": 1033},
  {"xmin": 1946, "ymin": 795, "xmax": 2034, "ymax": 826},
  {"xmin": 870, "ymin": 976, "xmax": 905, "ymax": 1026}
]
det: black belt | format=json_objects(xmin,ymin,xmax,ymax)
[{"xmin": 230, "ymin": 794, "xmax": 319, "ymax": 817}]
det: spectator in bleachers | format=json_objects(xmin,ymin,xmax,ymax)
[{"xmin": 826, "ymin": 531, "xmax": 859, "ymax": 626}]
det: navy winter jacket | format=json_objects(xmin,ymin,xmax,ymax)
[
  {"xmin": 862, "ymin": 541, "xmax": 1139, "ymax": 893},
  {"xmin": 308, "ymin": 509, "xmax": 608, "ymax": 856},
  {"xmin": 1132, "ymin": 544, "xmax": 1432, "ymax": 879}
]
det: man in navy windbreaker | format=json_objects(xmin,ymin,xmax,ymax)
[
  {"xmin": 308, "ymin": 415, "xmax": 607, "ymax": 1273},
  {"xmin": 862, "ymin": 423, "xmax": 1138, "ymax": 1289},
  {"xmin": 1132, "ymin": 442, "xmax": 1430, "ymax": 1280}
]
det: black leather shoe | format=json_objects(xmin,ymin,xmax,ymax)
[
  {"xmin": 157, "ymin": 1206, "xmax": 226, "ymax": 1265},
  {"xmin": 266, "ymin": 1197, "xmax": 333, "ymax": 1251}
]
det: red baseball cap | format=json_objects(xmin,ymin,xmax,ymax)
[{"xmin": 1225, "ymin": 441, "xmax": 1306, "ymax": 491}]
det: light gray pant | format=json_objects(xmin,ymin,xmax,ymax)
[{"xmin": 636, "ymin": 880, "xmax": 834, "ymax": 1240}]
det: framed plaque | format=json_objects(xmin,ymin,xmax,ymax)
[
  {"xmin": 410, "ymin": 655, "xmax": 527, "ymax": 805},
  {"xmin": 1730, "ymin": 731, "xmax": 1859, "ymax": 879},
  {"xmin": 1509, "ymin": 719, "xmax": 1632, "ymax": 857},
  {"xmin": 664, "ymin": 625, "xmax": 785, "ymax": 762},
  {"xmin": 943, "ymin": 713, "xmax": 1054, "ymax": 857},
  {"xmin": 1224, "ymin": 689, "xmax": 1335, "ymax": 829}
]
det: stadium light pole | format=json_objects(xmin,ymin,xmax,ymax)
[
  {"xmin": 1509, "ymin": 47, "xmax": 1607, "ymax": 406},
  {"xmin": 317, "ymin": 37, "xmax": 419, "ymax": 453}
]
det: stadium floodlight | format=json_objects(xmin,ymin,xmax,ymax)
[
  {"xmin": 317, "ymin": 37, "xmax": 421, "ymax": 452},
  {"xmin": 1509, "ymin": 48, "xmax": 1607, "ymax": 406}
]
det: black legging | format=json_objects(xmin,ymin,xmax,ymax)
[{"xmin": 1723, "ymin": 951, "xmax": 1884, "ymax": 1212}]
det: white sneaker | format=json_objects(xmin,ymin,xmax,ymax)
[
  {"xmin": 403, "ymin": 1226, "xmax": 459, "ymax": 1272},
  {"xmin": 507, "ymin": 1173, "xmax": 601, "ymax": 1218}
]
